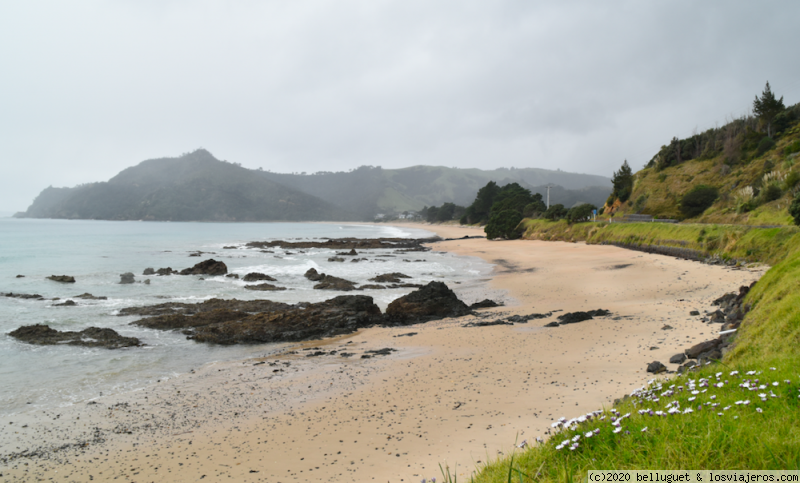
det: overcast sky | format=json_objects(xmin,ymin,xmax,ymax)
[{"xmin": 2, "ymin": 1, "xmax": 800, "ymax": 212}]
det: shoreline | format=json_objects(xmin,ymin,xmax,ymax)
[{"xmin": 1, "ymin": 223, "xmax": 765, "ymax": 482}]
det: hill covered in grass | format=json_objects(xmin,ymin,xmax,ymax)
[{"xmin": 606, "ymin": 103, "xmax": 800, "ymax": 225}]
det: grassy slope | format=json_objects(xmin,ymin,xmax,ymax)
[
  {"xmin": 610, "ymin": 123, "xmax": 800, "ymax": 225},
  {"xmin": 462, "ymin": 220, "xmax": 800, "ymax": 481}
]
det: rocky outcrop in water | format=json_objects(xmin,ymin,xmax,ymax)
[
  {"xmin": 73, "ymin": 293, "xmax": 107, "ymax": 300},
  {"xmin": 242, "ymin": 272, "xmax": 277, "ymax": 282},
  {"xmin": 385, "ymin": 281, "xmax": 471, "ymax": 324},
  {"xmin": 119, "ymin": 273, "xmax": 135, "ymax": 284},
  {"xmin": 4, "ymin": 292, "xmax": 44, "ymax": 300},
  {"xmin": 47, "ymin": 275, "xmax": 75, "ymax": 283},
  {"xmin": 369, "ymin": 273, "xmax": 411, "ymax": 283},
  {"xmin": 156, "ymin": 267, "xmax": 178, "ymax": 276},
  {"xmin": 244, "ymin": 283, "xmax": 287, "ymax": 291},
  {"xmin": 179, "ymin": 259, "xmax": 228, "ymax": 276},
  {"xmin": 9, "ymin": 324, "xmax": 141, "ymax": 349},
  {"xmin": 118, "ymin": 298, "xmax": 292, "ymax": 317},
  {"xmin": 304, "ymin": 268, "xmax": 324, "ymax": 281},
  {"xmin": 313, "ymin": 274, "xmax": 357, "ymax": 291},
  {"xmin": 245, "ymin": 237, "xmax": 439, "ymax": 251},
  {"xmin": 143, "ymin": 268, "xmax": 155, "ymax": 275}
]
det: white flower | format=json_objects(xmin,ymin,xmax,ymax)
[
  {"xmin": 688, "ymin": 397, "xmax": 696, "ymax": 402},
  {"xmin": 770, "ymin": 367, "xmax": 776, "ymax": 371},
  {"xmin": 756, "ymin": 408, "xmax": 763, "ymax": 413},
  {"xmin": 551, "ymin": 422, "xmax": 561, "ymax": 428},
  {"xmin": 785, "ymin": 380, "xmax": 791, "ymax": 384},
  {"xmin": 746, "ymin": 371, "xmax": 757, "ymax": 375},
  {"xmin": 691, "ymin": 390, "xmax": 700, "ymax": 395},
  {"xmin": 710, "ymin": 395, "xmax": 716, "ymax": 400},
  {"xmin": 730, "ymin": 371, "xmax": 739, "ymax": 376},
  {"xmin": 758, "ymin": 393, "xmax": 767, "ymax": 399},
  {"xmin": 613, "ymin": 427, "xmax": 622, "ymax": 434},
  {"xmin": 716, "ymin": 372, "xmax": 723, "ymax": 378},
  {"xmin": 772, "ymin": 382, "xmax": 779, "ymax": 386},
  {"xmin": 716, "ymin": 383, "xmax": 724, "ymax": 388},
  {"xmin": 641, "ymin": 427, "xmax": 648, "ymax": 432},
  {"xmin": 585, "ymin": 431, "xmax": 594, "ymax": 438},
  {"xmin": 572, "ymin": 435, "xmax": 580, "ymax": 442},
  {"xmin": 758, "ymin": 384, "xmax": 767, "ymax": 390},
  {"xmin": 683, "ymin": 408, "xmax": 693, "ymax": 414},
  {"xmin": 723, "ymin": 406, "xmax": 731, "ymax": 411},
  {"xmin": 743, "ymin": 400, "xmax": 751, "ymax": 405}
]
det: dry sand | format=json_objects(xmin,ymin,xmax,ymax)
[{"xmin": 1, "ymin": 223, "xmax": 764, "ymax": 482}]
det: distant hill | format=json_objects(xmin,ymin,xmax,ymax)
[
  {"xmin": 17, "ymin": 150, "xmax": 612, "ymax": 222},
  {"xmin": 16, "ymin": 150, "xmax": 351, "ymax": 222},
  {"xmin": 263, "ymin": 165, "xmax": 611, "ymax": 217}
]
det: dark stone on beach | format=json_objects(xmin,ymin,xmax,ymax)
[
  {"xmin": 244, "ymin": 283, "xmax": 287, "ymax": 291},
  {"xmin": 340, "ymin": 352, "xmax": 355, "ymax": 357},
  {"xmin": 119, "ymin": 272, "xmax": 135, "ymax": 284},
  {"xmin": 365, "ymin": 348, "xmax": 396, "ymax": 356},
  {"xmin": 394, "ymin": 332, "xmax": 417, "ymax": 337},
  {"xmin": 119, "ymin": 298, "xmax": 292, "ymax": 317},
  {"xmin": 507, "ymin": 312, "xmax": 552, "ymax": 323},
  {"xmin": 690, "ymin": 310, "xmax": 700, "ymax": 316},
  {"xmin": 132, "ymin": 308, "xmax": 252, "ymax": 330},
  {"xmin": 544, "ymin": 321, "xmax": 560, "ymax": 327},
  {"xmin": 313, "ymin": 274, "xmax": 357, "ymax": 291},
  {"xmin": 4, "ymin": 292, "xmax": 44, "ymax": 300},
  {"xmin": 685, "ymin": 339, "xmax": 722, "ymax": 359},
  {"xmin": 242, "ymin": 272, "xmax": 277, "ymax": 282},
  {"xmin": 225, "ymin": 273, "xmax": 240, "ymax": 279},
  {"xmin": 661, "ymin": 324, "xmax": 674, "ymax": 330},
  {"xmin": 47, "ymin": 275, "xmax": 75, "ymax": 283},
  {"xmin": 697, "ymin": 348, "xmax": 722, "ymax": 363},
  {"xmin": 336, "ymin": 249, "xmax": 359, "ymax": 256},
  {"xmin": 306, "ymin": 351, "xmax": 327, "ymax": 357},
  {"xmin": 188, "ymin": 295, "xmax": 382, "ymax": 344},
  {"xmin": 143, "ymin": 268, "xmax": 155, "ymax": 276},
  {"xmin": 369, "ymin": 273, "xmax": 411, "ymax": 284},
  {"xmin": 556, "ymin": 309, "xmax": 610, "ymax": 325},
  {"xmin": 649, "ymin": 346, "xmax": 659, "ymax": 350},
  {"xmin": 156, "ymin": 267, "xmax": 178, "ymax": 276},
  {"xmin": 385, "ymin": 281, "xmax": 471, "ymax": 324},
  {"xmin": 463, "ymin": 319, "xmax": 513, "ymax": 327},
  {"xmin": 179, "ymin": 259, "xmax": 228, "ymax": 276},
  {"xmin": 9, "ymin": 324, "xmax": 141, "ymax": 349},
  {"xmin": 709, "ymin": 310, "xmax": 726, "ymax": 323},
  {"xmin": 328, "ymin": 257, "xmax": 345, "ymax": 262},
  {"xmin": 54, "ymin": 299, "xmax": 76, "ymax": 306},
  {"xmin": 469, "ymin": 299, "xmax": 502, "ymax": 309},
  {"xmin": 712, "ymin": 293, "xmax": 737, "ymax": 307},
  {"xmin": 646, "ymin": 361, "xmax": 666, "ymax": 374},
  {"xmin": 304, "ymin": 268, "xmax": 324, "ymax": 282},
  {"xmin": 677, "ymin": 360, "xmax": 699, "ymax": 373},
  {"xmin": 669, "ymin": 353, "xmax": 687, "ymax": 364}
]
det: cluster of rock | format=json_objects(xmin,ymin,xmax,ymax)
[
  {"xmin": 8, "ymin": 324, "xmax": 142, "ymax": 349},
  {"xmin": 244, "ymin": 237, "xmax": 439, "ymax": 251},
  {"xmin": 542, "ymin": 309, "xmax": 611, "ymax": 327},
  {"xmin": 118, "ymin": 281, "xmax": 476, "ymax": 345},
  {"xmin": 647, "ymin": 282, "xmax": 755, "ymax": 374},
  {"xmin": 464, "ymin": 311, "xmax": 555, "ymax": 327}
]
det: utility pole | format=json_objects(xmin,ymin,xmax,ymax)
[{"xmin": 546, "ymin": 184, "xmax": 553, "ymax": 209}]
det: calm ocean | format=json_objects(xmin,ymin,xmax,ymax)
[{"xmin": 0, "ymin": 218, "xmax": 490, "ymax": 417}]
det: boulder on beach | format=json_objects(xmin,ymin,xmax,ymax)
[
  {"xmin": 556, "ymin": 309, "xmax": 610, "ymax": 325},
  {"xmin": 179, "ymin": 259, "xmax": 228, "ymax": 276},
  {"xmin": 669, "ymin": 353, "xmax": 687, "ymax": 364},
  {"xmin": 9, "ymin": 324, "xmax": 141, "ymax": 349},
  {"xmin": 120, "ymin": 272, "xmax": 135, "ymax": 284},
  {"xmin": 313, "ymin": 274, "xmax": 357, "ymax": 291},
  {"xmin": 470, "ymin": 299, "xmax": 502, "ymax": 309},
  {"xmin": 685, "ymin": 339, "xmax": 722, "ymax": 359},
  {"xmin": 132, "ymin": 308, "xmax": 252, "ymax": 330},
  {"xmin": 242, "ymin": 272, "xmax": 277, "ymax": 282},
  {"xmin": 189, "ymin": 295, "xmax": 382, "ymax": 344},
  {"xmin": 646, "ymin": 361, "xmax": 667, "ymax": 374},
  {"xmin": 385, "ymin": 281, "xmax": 471, "ymax": 324},
  {"xmin": 47, "ymin": 275, "xmax": 75, "ymax": 283},
  {"xmin": 304, "ymin": 268, "xmax": 324, "ymax": 282}
]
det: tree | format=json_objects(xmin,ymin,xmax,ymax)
[
  {"xmin": 610, "ymin": 160, "xmax": 634, "ymax": 203},
  {"xmin": 753, "ymin": 81, "xmax": 785, "ymax": 137},
  {"xmin": 789, "ymin": 191, "xmax": 800, "ymax": 226},
  {"xmin": 566, "ymin": 203, "xmax": 597, "ymax": 223},
  {"xmin": 679, "ymin": 185, "xmax": 718, "ymax": 218},
  {"xmin": 484, "ymin": 210, "xmax": 523, "ymax": 240},
  {"xmin": 543, "ymin": 203, "xmax": 568, "ymax": 220}
]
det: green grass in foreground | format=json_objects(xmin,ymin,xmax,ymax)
[{"xmin": 450, "ymin": 220, "xmax": 800, "ymax": 481}]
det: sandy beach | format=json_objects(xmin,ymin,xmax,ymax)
[{"xmin": 1, "ymin": 223, "xmax": 764, "ymax": 482}]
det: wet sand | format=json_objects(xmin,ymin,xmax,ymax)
[{"xmin": 1, "ymin": 223, "xmax": 764, "ymax": 482}]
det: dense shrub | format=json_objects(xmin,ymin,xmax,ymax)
[
  {"xmin": 784, "ymin": 140, "xmax": 800, "ymax": 156},
  {"xmin": 784, "ymin": 170, "xmax": 800, "ymax": 191},
  {"xmin": 680, "ymin": 185, "xmax": 719, "ymax": 218},
  {"xmin": 756, "ymin": 136, "xmax": 776, "ymax": 156},
  {"xmin": 543, "ymin": 203, "xmax": 568, "ymax": 221},
  {"xmin": 762, "ymin": 184, "xmax": 783, "ymax": 203},
  {"xmin": 565, "ymin": 203, "xmax": 596, "ymax": 223},
  {"xmin": 484, "ymin": 210, "xmax": 523, "ymax": 240},
  {"xmin": 789, "ymin": 192, "xmax": 800, "ymax": 226}
]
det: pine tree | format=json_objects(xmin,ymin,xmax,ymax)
[
  {"xmin": 611, "ymin": 160, "xmax": 634, "ymax": 203},
  {"xmin": 753, "ymin": 81, "xmax": 785, "ymax": 137}
]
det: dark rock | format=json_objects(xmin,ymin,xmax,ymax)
[
  {"xmin": 469, "ymin": 299, "xmax": 502, "ymax": 309},
  {"xmin": 385, "ymin": 281, "xmax": 471, "ymax": 324},
  {"xmin": 313, "ymin": 274, "xmax": 357, "ymax": 291},
  {"xmin": 4, "ymin": 292, "xmax": 44, "ymax": 300},
  {"xmin": 54, "ymin": 300, "xmax": 76, "ymax": 306},
  {"xmin": 357, "ymin": 284, "xmax": 386, "ymax": 290},
  {"xmin": 144, "ymin": 279, "xmax": 150, "ymax": 285},
  {"xmin": 119, "ymin": 298, "xmax": 292, "ymax": 317},
  {"xmin": 47, "ymin": 275, "xmax": 75, "ymax": 283},
  {"xmin": 306, "ymin": 351, "xmax": 327, "ymax": 357},
  {"xmin": 649, "ymin": 346, "xmax": 659, "ymax": 350},
  {"xmin": 712, "ymin": 293, "xmax": 737, "ymax": 307},
  {"xmin": 143, "ymin": 268, "xmax": 156, "ymax": 276},
  {"xmin": 709, "ymin": 310, "xmax": 726, "ymax": 323},
  {"xmin": 246, "ymin": 237, "xmax": 440, "ymax": 251},
  {"xmin": 646, "ymin": 361, "xmax": 666, "ymax": 374},
  {"xmin": 16, "ymin": 274, "xmax": 25, "ymax": 278},
  {"xmin": 242, "ymin": 272, "xmax": 277, "ymax": 282},
  {"xmin": 685, "ymin": 339, "xmax": 722, "ymax": 359},
  {"xmin": 156, "ymin": 267, "xmax": 178, "ymax": 276},
  {"xmin": 188, "ymin": 295, "xmax": 382, "ymax": 344},
  {"xmin": 225, "ymin": 273, "xmax": 240, "ymax": 279},
  {"xmin": 304, "ymin": 268, "xmax": 324, "ymax": 282},
  {"xmin": 463, "ymin": 319, "xmax": 513, "ymax": 327},
  {"xmin": 507, "ymin": 313, "xmax": 552, "ymax": 323},
  {"xmin": 365, "ymin": 348, "xmax": 396, "ymax": 356},
  {"xmin": 119, "ymin": 272, "xmax": 135, "ymax": 284},
  {"xmin": 661, "ymin": 324, "xmax": 674, "ymax": 330},
  {"xmin": 669, "ymin": 353, "xmax": 687, "ymax": 364},
  {"xmin": 132, "ymin": 309, "xmax": 252, "ymax": 330},
  {"xmin": 394, "ymin": 332, "xmax": 417, "ymax": 337},
  {"xmin": 336, "ymin": 249, "xmax": 359, "ymax": 256},
  {"xmin": 544, "ymin": 321, "xmax": 560, "ymax": 327},
  {"xmin": 244, "ymin": 283, "xmax": 287, "ymax": 291},
  {"xmin": 369, "ymin": 273, "xmax": 411, "ymax": 284},
  {"xmin": 386, "ymin": 283, "xmax": 423, "ymax": 289},
  {"xmin": 340, "ymin": 352, "xmax": 355, "ymax": 357},
  {"xmin": 328, "ymin": 257, "xmax": 345, "ymax": 262},
  {"xmin": 677, "ymin": 360, "xmax": 699, "ymax": 374},
  {"xmin": 223, "ymin": 246, "xmax": 237, "ymax": 249},
  {"xmin": 74, "ymin": 293, "xmax": 107, "ymax": 300},
  {"xmin": 9, "ymin": 324, "xmax": 141, "ymax": 349},
  {"xmin": 556, "ymin": 309, "xmax": 610, "ymax": 325},
  {"xmin": 179, "ymin": 259, "xmax": 228, "ymax": 276},
  {"xmin": 689, "ymin": 310, "xmax": 700, "ymax": 316}
]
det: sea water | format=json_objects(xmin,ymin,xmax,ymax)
[{"xmin": 0, "ymin": 218, "xmax": 491, "ymax": 417}]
